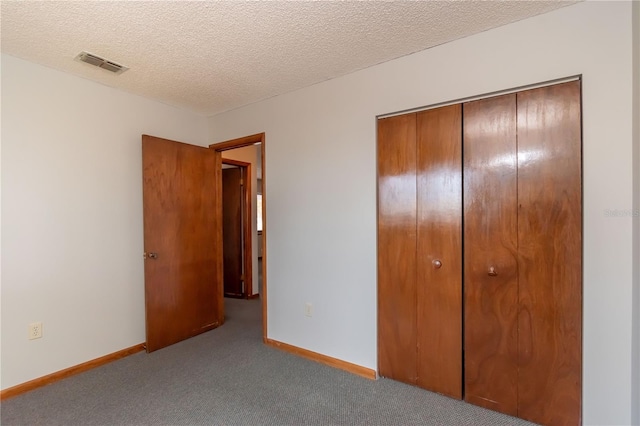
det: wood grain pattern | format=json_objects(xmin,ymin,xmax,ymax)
[
  {"xmin": 415, "ymin": 105, "xmax": 463, "ymax": 399},
  {"xmin": 463, "ymin": 94, "xmax": 519, "ymax": 416},
  {"xmin": 265, "ymin": 339, "xmax": 376, "ymax": 380},
  {"xmin": 222, "ymin": 167, "xmax": 244, "ymax": 297},
  {"xmin": 241, "ymin": 164, "xmax": 253, "ymax": 296},
  {"xmin": 377, "ymin": 113, "xmax": 418, "ymax": 384},
  {"xmin": 142, "ymin": 135, "xmax": 222, "ymax": 352},
  {"xmin": 209, "ymin": 133, "xmax": 265, "ymax": 151},
  {"xmin": 0, "ymin": 344, "xmax": 144, "ymax": 400},
  {"xmin": 516, "ymin": 81, "xmax": 582, "ymax": 426},
  {"xmin": 213, "ymin": 152, "xmax": 225, "ymax": 327},
  {"xmin": 222, "ymin": 160, "xmax": 254, "ymax": 297}
]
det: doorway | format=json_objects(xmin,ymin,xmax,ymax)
[
  {"xmin": 142, "ymin": 133, "xmax": 267, "ymax": 352},
  {"xmin": 210, "ymin": 133, "xmax": 267, "ymax": 341}
]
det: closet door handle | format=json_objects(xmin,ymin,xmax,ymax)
[
  {"xmin": 488, "ymin": 266, "xmax": 497, "ymax": 276},
  {"xmin": 433, "ymin": 259, "xmax": 442, "ymax": 269}
]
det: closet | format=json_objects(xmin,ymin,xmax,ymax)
[{"xmin": 377, "ymin": 80, "xmax": 582, "ymax": 426}]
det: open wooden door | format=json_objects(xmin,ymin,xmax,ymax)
[
  {"xmin": 222, "ymin": 167, "xmax": 244, "ymax": 297},
  {"xmin": 142, "ymin": 135, "xmax": 223, "ymax": 352}
]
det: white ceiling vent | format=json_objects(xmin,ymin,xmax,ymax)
[{"xmin": 75, "ymin": 51, "xmax": 128, "ymax": 75}]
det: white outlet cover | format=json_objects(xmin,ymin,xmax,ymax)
[{"xmin": 29, "ymin": 321, "xmax": 43, "ymax": 340}]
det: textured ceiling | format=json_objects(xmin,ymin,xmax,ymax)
[{"xmin": 1, "ymin": 1, "xmax": 576, "ymax": 116}]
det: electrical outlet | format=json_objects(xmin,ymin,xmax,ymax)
[
  {"xmin": 304, "ymin": 302, "xmax": 313, "ymax": 317},
  {"xmin": 29, "ymin": 322, "xmax": 43, "ymax": 340}
]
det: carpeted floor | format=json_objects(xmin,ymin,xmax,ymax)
[{"xmin": 1, "ymin": 298, "xmax": 535, "ymax": 425}]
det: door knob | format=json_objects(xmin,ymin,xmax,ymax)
[
  {"xmin": 145, "ymin": 252, "xmax": 159, "ymax": 260},
  {"xmin": 433, "ymin": 259, "xmax": 442, "ymax": 269},
  {"xmin": 488, "ymin": 266, "xmax": 497, "ymax": 276}
]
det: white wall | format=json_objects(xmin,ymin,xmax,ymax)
[
  {"xmin": 1, "ymin": 54, "xmax": 209, "ymax": 389},
  {"xmin": 631, "ymin": 1, "xmax": 640, "ymax": 424},
  {"xmin": 208, "ymin": 2, "xmax": 636, "ymax": 424},
  {"xmin": 222, "ymin": 145, "xmax": 259, "ymax": 295}
]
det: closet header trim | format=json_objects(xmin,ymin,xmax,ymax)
[{"xmin": 377, "ymin": 75, "xmax": 581, "ymax": 119}]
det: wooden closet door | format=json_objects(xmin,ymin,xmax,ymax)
[
  {"xmin": 416, "ymin": 105, "xmax": 463, "ymax": 398},
  {"xmin": 463, "ymin": 94, "xmax": 519, "ymax": 416},
  {"xmin": 517, "ymin": 81, "xmax": 582, "ymax": 426},
  {"xmin": 378, "ymin": 113, "xmax": 418, "ymax": 384}
]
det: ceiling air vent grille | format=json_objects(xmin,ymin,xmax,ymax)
[{"xmin": 75, "ymin": 51, "xmax": 129, "ymax": 75}]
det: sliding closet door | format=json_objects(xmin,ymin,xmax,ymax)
[
  {"xmin": 517, "ymin": 81, "xmax": 582, "ymax": 425},
  {"xmin": 463, "ymin": 94, "xmax": 519, "ymax": 416},
  {"xmin": 416, "ymin": 105, "xmax": 463, "ymax": 398},
  {"xmin": 378, "ymin": 113, "xmax": 418, "ymax": 384}
]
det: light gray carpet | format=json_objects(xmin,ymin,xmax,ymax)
[{"xmin": 1, "ymin": 299, "xmax": 535, "ymax": 425}]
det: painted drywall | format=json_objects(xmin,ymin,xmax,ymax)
[
  {"xmin": 632, "ymin": 2, "xmax": 640, "ymax": 424},
  {"xmin": 221, "ymin": 145, "xmax": 260, "ymax": 295},
  {"xmin": 1, "ymin": 54, "xmax": 209, "ymax": 389},
  {"xmin": 208, "ymin": 2, "xmax": 636, "ymax": 424},
  {"xmin": 0, "ymin": 54, "xmax": 4, "ymax": 375}
]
